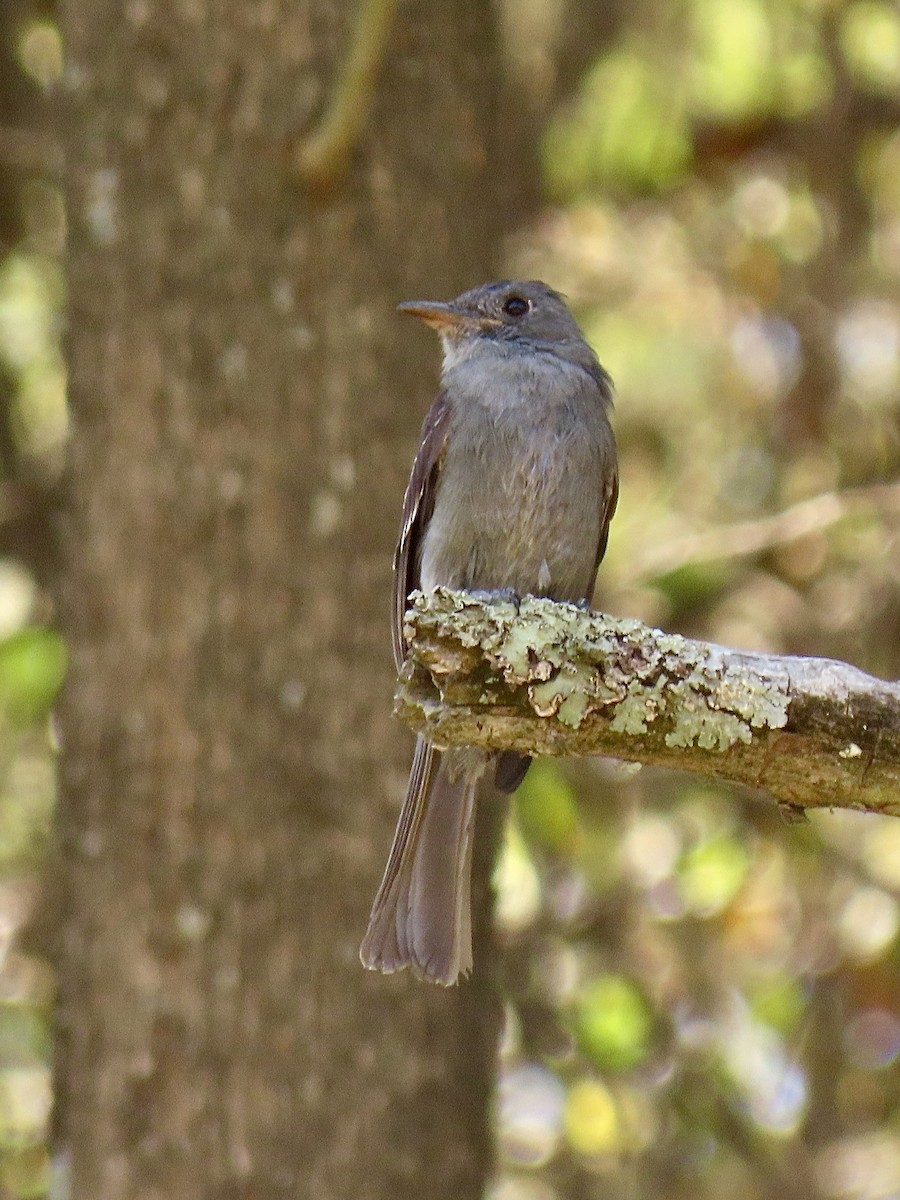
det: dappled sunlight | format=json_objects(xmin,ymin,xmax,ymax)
[{"xmin": 0, "ymin": 0, "xmax": 898, "ymax": 1194}]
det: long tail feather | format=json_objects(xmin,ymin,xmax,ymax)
[{"xmin": 360, "ymin": 740, "xmax": 480, "ymax": 986}]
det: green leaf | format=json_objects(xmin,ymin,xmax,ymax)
[
  {"xmin": 576, "ymin": 975, "xmax": 653, "ymax": 1071},
  {"xmin": 565, "ymin": 1078, "xmax": 622, "ymax": 1155},
  {"xmin": 689, "ymin": 0, "xmax": 774, "ymax": 117},
  {"xmin": 654, "ymin": 561, "xmax": 733, "ymax": 614},
  {"xmin": 750, "ymin": 977, "xmax": 807, "ymax": 1035},
  {"xmin": 544, "ymin": 50, "xmax": 692, "ymax": 197},
  {"xmin": 678, "ymin": 834, "xmax": 750, "ymax": 913},
  {"xmin": 0, "ymin": 1007, "xmax": 49, "ymax": 1071},
  {"xmin": 0, "ymin": 629, "xmax": 67, "ymax": 726},
  {"xmin": 514, "ymin": 760, "xmax": 581, "ymax": 855},
  {"xmin": 841, "ymin": 1, "xmax": 900, "ymax": 93}
]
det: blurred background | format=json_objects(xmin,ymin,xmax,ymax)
[{"xmin": 1, "ymin": 0, "xmax": 899, "ymax": 1196}]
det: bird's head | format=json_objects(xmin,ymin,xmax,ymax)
[{"xmin": 398, "ymin": 280, "xmax": 585, "ymax": 349}]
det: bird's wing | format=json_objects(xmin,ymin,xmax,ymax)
[
  {"xmin": 392, "ymin": 390, "xmax": 452, "ymax": 672},
  {"xmin": 588, "ymin": 463, "xmax": 619, "ymax": 599}
]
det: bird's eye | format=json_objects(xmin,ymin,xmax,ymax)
[{"xmin": 502, "ymin": 295, "xmax": 530, "ymax": 317}]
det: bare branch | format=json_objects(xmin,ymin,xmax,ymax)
[
  {"xmin": 395, "ymin": 589, "xmax": 900, "ymax": 816},
  {"xmin": 292, "ymin": 0, "xmax": 400, "ymax": 193},
  {"xmin": 623, "ymin": 481, "xmax": 900, "ymax": 584}
]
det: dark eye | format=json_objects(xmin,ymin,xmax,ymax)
[{"xmin": 502, "ymin": 295, "xmax": 529, "ymax": 317}]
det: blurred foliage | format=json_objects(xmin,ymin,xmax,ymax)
[
  {"xmin": 0, "ymin": 630, "xmax": 65, "ymax": 728},
  {"xmin": 516, "ymin": 759, "xmax": 583, "ymax": 856},
  {"xmin": 575, "ymin": 974, "xmax": 654, "ymax": 1072},
  {"xmin": 493, "ymin": 0, "xmax": 900, "ymax": 1199},
  {"xmin": 0, "ymin": 254, "xmax": 66, "ymax": 462},
  {"xmin": 0, "ymin": 0, "xmax": 897, "ymax": 1197},
  {"xmin": 0, "ymin": 0, "xmax": 64, "ymax": 1194}
]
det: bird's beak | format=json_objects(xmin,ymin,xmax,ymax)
[{"xmin": 398, "ymin": 300, "xmax": 495, "ymax": 336}]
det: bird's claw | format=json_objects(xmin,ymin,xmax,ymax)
[{"xmin": 469, "ymin": 587, "xmax": 520, "ymax": 608}]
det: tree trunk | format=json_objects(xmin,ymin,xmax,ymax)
[{"xmin": 53, "ymin": 3, "xmax": 506, "ymax": 1197}]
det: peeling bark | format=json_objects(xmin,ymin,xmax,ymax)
[{"xmin": 396, "ymin": 590, "xmax": 900, "ymax": 815}]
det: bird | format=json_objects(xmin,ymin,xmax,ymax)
[{"xmin": 360, "ymin": 280, "xmax": 619, "ymax": 986}]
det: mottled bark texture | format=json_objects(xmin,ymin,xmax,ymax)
[
  {"xmin": 397, "ymin": 591, "xmax": 900, "ymax": 816},
  {"xmin": 54, "ymin": 3, "xmax": 507, "ymax": 1198}
]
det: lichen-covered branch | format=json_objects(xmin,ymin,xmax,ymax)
[{"xmin": 395, "ymin": 589, "xmax": 900, "ymax": 816}]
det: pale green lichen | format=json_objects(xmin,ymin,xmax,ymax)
[
  {"xmin": 408, "ymin": 589, "xmax": 793, "ymax": 754},
  {"xmin": 608, "ymin": 680, "xmax": 664, "ymax": 736},
  {"xmin": 714, "ymin": 673, "xmax": 789, "ymax": 729},
  {"xmin": 490, "ymin": 614, "xmax": 565, "ymax": 676},
  {"xmin": 600, "ymin": 638, "xmax": 790, "ymax": 751},
  {"xmin": 665, "ymin": 701, "xmax": 753, "ymax": 751},
  {"xmin": 655, "ymin": 633, "xmax": 690, "ymax": 655},
  {"xmin": 530, "ymin": 666, "xmax": 594, "ymax": 728},
  {"xmin": 558, "ymin": 689, "xmax": 591, "ymax": 728}
]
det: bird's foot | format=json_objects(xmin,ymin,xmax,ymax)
[{"xmin": 469, "ymin": 587, "xmax": 520, "ymax": 607}]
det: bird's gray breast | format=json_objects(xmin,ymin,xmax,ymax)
[{"xmin": 420, "ymin": 353, "xmax": 613, "ymax": 602}]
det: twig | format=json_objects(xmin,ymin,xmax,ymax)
[
  {"xmin": 293, "ymin": 0, "xmax": 400, "ymax": 193},
  {"xmin": 623, "ymin": 482, "xmax": 900, "ymax": 584}
]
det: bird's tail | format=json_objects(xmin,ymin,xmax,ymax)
[{"xmin": 360, "ymin": 739, "xmax": 481, "ymax": 986}]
